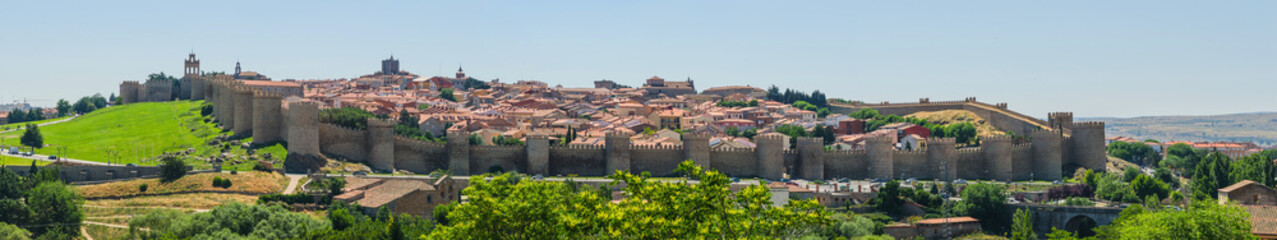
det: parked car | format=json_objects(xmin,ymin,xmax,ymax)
[
  {"xmin": 47, "ymin": 155, "xmax": 57, "ymax": 160},
  {"xmin": 953, "ymin": 179, "xmax": 968, "ymax": 184},
  {"xmin": 353, "ymin": 171, "xmax": 368, "ymax": 176},
  {"xmin": 22, "ymin": 152, "xmax": 33, "ymax": 156},
  {"xmin": 126, "ymin": 163, "xmax": 138, "ymax": 167}
]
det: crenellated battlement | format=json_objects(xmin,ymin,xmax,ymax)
[
  {"xmin": 121, "ymin": 81, "xmax": 140, "ymax": 86},
  {"xmin": 927, "ymin": 137, "xmax": 956, "ymax": 146},
  {"xmin": 552, "ymin": 144, "xmax": 605, "ymax": 150},
  {"xmin": 825, "ymin": 149, "xmax": 867, "ymax": 155},
  {"xmin": 393, "ymin": 136, "xmax": 445, "ymax": 148},
  {"xmin": 631, "ymin": 144, "xmax": 684, "ymax": 151},
  {"xmin": 1072, "ymin": 121, "xmax": 1105, "ymax": 129},
  {"xmin": 957, "ymin": 147, "xmax": 983, "ymax": 154},
  {"xmin": 754, "ymin": 133, "xmax": 787, "ymax": 141},
  {"xmin": 712, "ymin": 147, "xmax": 755, "ymax": 153},
  {"xmin": 471, "ymin": 145, "xmax": 525, "ymax": 151},
  {"xmin": 681, "ymin": 132, "xmax": 711, "ymax": 140},
  {"xmin": 605, "ymin": 131, "xmax": 633, "ymax": 139},
  {"xmin": 253, "ymin": 90, "xmax": 283, "ymax": 99},
  {"xmin": 1013, "ymin": 143, "xmax": 1032, "ymax": 150},
  {"xmin": 367, "ymin": 118, "xmax": 396, "ymax": 128},
  {"xmin": 866, "ymin": 136, "xmax": 895, "ymax": 144},
  {"xmin": 526, "ymin": 135, "xmax": 549, "ymax": 141},
  {"xmin": 982, "ymin": 134, "xmax": 1013, "ymax": 142},
  {"xmin": 1048, "ymin": 112, "xmax": 1074, "ymax": 119}
]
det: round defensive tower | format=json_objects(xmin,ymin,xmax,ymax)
[
  {"xmin": 926, "ymin": 137, "xmax": 957, "ymax": 181},
  {"xmin": 446, "ymin": 130, "xmax": 471, "ymax": 175},
  {"xmin": 796, "ymin": 137, "xmax": 824, "ymax": 180},
  {"xmin": 1029, "ymin": 129, "xmax": 1063, "ymax": 180},
  {"xmin": 1070, "ymin": 122, "xmax": 1107, "ymax": 172},
  {"xmin": 232, "ymin": 87, "xmax": 255, "ymax": 136},
  {"xmin": 866, "ymin": 136, "xmax": 894, "ymax": 180},
  {"xmin": 754, "ymin": 133, "xmax": 786, "ymax": 180},
  {"xmin": 285, "ymin": 101, "xmax": 320, "ymax": 156},
  {"xmin": 251, "ymin": 91, "xmax": 283, "ymax": 145},
  {"xmin": 605, "ymin": 131, "xmax": 632, "ymax": 174},
  {"xmin": 682, "ymin": 132, "xmax": 711, "ymax": 169},
  {"xmin": 367, "ymin": 118, "xmax": 396, "ymax": 173},
  {"xmin": 982, "ymin": 135, "xmax": 1013, "ymax": 181}
]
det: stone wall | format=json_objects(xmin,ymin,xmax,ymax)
[
  {"xmin": 549, "ymin": 145, "xmax": 606, "ymax": 176},
  {"xmin": 630, "ymin": 145, "xmax": 685, "ymax": 177},
  {"xmin": 393, "ymin": 136, "xmax": 447, "ymax": 173},
  {"xmin": 710, "ymin": 148, "xmax": 760, "ymax": 177},
  {"xmin": 118, "ymin": 81, "xmax": 140, "ymax": 104},
  {"xmin": 144, "ymin": 78, "xmax": 173, "ymax": 102},
  {"xmin": 320, "ymin": 123, "xmax": 370, "ymax": 161},
  {"xmin": 6, "ymin": 165, "xmax": 163, "ymax": 183},
  {"xmin": 251, "ymin": 91, "xmax": 283, "ymax": 144},
  {"xmin": 470, "ymin": 145, "xmax": 526, "ymax": 174}
]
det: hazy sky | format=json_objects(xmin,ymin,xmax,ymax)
[{"xmin": 1, "ymin": 1, "xmax": 1273, "ymax": 118}]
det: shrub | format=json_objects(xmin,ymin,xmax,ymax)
[
  {"xmin": 212, "ymin": 177, "xmax": 223, "ymax": 187},
  {"xmin": 230, "ymin": 170, "xmax": 238, "ymax": 175},
  {"xmin": 257, "ymin": 193, "xmax": 315, "ymax": 205},
  {"xmin": 159, "ymin": 157, "xmax": 187, "ymax": 182},
  {"xmin": 138, "ymin": 184, "xmax": 148, "ymax": 193},
  {"xmin": 222, "ymin": 179, "xmax": 232, "ymax": 188},
  {"xmin": 252, "ymin": 161, "xmax": 273, "ymax": 172},
  {"xmin": 1063, "ymin": 197, "xmax": 1094, "ymax": 206}
]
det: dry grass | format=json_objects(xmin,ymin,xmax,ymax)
[
  {"xmin": 906, "ymin": 110, "xmax": 1005, "ymax": 136},
  {"xmin": 84, "ymin": 224, "xmax": 131, "ymax": 240},
  {"xmin": 1106, "ymin": 156, "xmax": 1139, "ymax": 172},
  {"xmin": 77, "ymin": 171, "xmax": 285, "ymax": 199},
  {"xmin": 87, "ymin": 192, "xmax": 258, "ymax": 209}
]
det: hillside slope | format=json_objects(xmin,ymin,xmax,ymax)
[
  {"xmin": 1083, "ymin": 112, "xmax": 1277, "ymax": 146},
  {"xmin": 905, "ymin": 110, "xmax": 1005, "ymax": 136},
  {"xmin": 0, "ymin": 101, "xmax": 285, "ymax": 169}
]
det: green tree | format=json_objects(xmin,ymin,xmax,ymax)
[
  {"xmin": 428, "ymin": 161, "xmax": 831, "ymax": 239},
  {"xmin": 54, "ymin": 99, "xmax": 71, "ymax": 117},
  {"xmin": 1191, "ymin": 152, "xmax": 1232, "ymax": 199},
  {"xmin": 439, "ymin": 88, "xmax": 456, "ymax": 102},
  {"xmin": 870, "ymin": 180, "xmax": 903, "ymax": 214},
  {"xmin": 726, "ymin": 126, "xmax": 740, "ymax": 137},
  {"xmin": 1230, "ymin": 152, "xmax": 1276, "ymax": 186},
  {"xmin": 1011, "ymin": 208, "xmax": 1036, "ymax": 240},
  {"xmin": 159, "ymin": 156, "xmax": 187, "ymax": 182},
  {"xmin": 1105, "ymin": 202, "xmax": 1255, "ymax": 240},
  {"xmin": 25, "ymin": 182, "xmax": 83, "ymax": 237},
  {"xmin": 72, "ymin": 97, "xmax": 97, "ymax": 114},
  {"xmin": 1154, "ymin": 167, "xmax": 1179, "ymax": 188},
  {"xmin": 1130, "ymin": 174, "xmax": 1170, "ymax": 201},
  {"xmin": 1121, "ymin": 166, "xmax": 1142, "ymax": 182},
  {"xmin": 0, "ymin": 222, "xmax": 31, "ymax": 240},
  {"xmin": 955, "ymin": 183, "xmax": 1010, "ymax": 232},
  {"xmin": 19, "ymin": 124, "xmax": 42, "ymax": 151},
  {"xmin": 130, "ymin": 202, "xmax": 326, "ymax": 239}
]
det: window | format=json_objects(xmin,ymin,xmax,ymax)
[{"xmin": 428, "ymin": 195, "xmax": 434, "ymax": 203}]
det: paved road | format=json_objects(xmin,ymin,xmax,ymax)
[
  {"xmin": 282, "ymin": 174, "xmax": 304, "ymax": 194},
  {"xmin": 0, "ymin": 116, "xmax": 76, "ymax": 133},
  {"xmin": 1, "ymin": 151, "xmax": 110, "ymax": 166}
]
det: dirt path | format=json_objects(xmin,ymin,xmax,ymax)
[
  {"xmin": 81, "ymin": 226, "xmax": 94, "ymax": 240},
  {"xmin": 83, "ymin": 204, "xmax": 211, "ymax": 213},
  {"xmin": 282, "ymin": 174, "xmax": 303, "ymax": 194}
]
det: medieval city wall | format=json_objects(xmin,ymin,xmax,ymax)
[
  {"xmin": 184, "ymin": 81, "xmax": 1106, "ymax": 179},
  {"xmin": 392, "ymin": 136, "xmax": 448, "ymax": 173},
  {"xmin": 548, "ymin": 145, "xmax": 606, "ymax": 176},
  {"xmin": 629, "ymin": 145, "xmax": 686, "ymax": 177},
  {"xmin": 829, "ymin": 98, "xmax": 1050, "ymax": 135},
  {"xmin": 710, "ymin": 148, "xmax": 760, "ymax": 178}
]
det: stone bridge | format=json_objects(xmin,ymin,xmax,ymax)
[{"xmin": 1008, "ymin": 203, "xmax": 1125, "ymax": 237}]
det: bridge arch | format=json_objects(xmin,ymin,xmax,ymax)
[{"xmin": 1064, "ymin": 215, "xmax": 1099, "ymax": 237}]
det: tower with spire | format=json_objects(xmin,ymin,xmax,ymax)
[
  {"xmin": 234, "ymin": 61, "xmax": 242, "ymax": 77},
  {"xmin": 381, "ymin": 55, "xmax": 400, "ymax": 75},
  {"xmin": 455, "ymin": 66, "xmax": 466, "ymax": 79}
]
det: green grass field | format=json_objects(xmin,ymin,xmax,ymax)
[
  {"xmin": 0, "ymin": 101, "xmax": 285, "ymax": 170},
  {"xmin": 0, "ymin": 116, "xmax": 71, "ymax": 131},
  {"xmin": 0, "ymin": 156, "xmax": 50, "ymax": 166}
]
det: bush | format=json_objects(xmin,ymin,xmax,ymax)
[
  {"xmin": 257, "ymin": 193, "xmax": 315, "ymax": 205},
  {"xmin": 159, "ymin": 157, "xmax": 187, "ymax": 182},
  {"xmin": 230, "ymin": 170, "xmax": 238, "ymax": 175},
  {"xmin": 138, "ymin": 184, "xmax": 148, "ymax": 193},
  {"xmin": 199, "ymin": 103, "xmax": 213, "ymax": 116},
  {"xmin": 212, "ymin": 177, "xmax": 232, "ymax": 189},
  {"xmin": 1063, "ymin": 197, "xmax": 1094, "ymax": 206},
  {"xmin": 252, "ymin": 161, "xmax": 273, "ymax": 172}
]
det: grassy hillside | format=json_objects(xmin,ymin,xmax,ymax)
[
  {"xmin": 905, "ymin": 110, "xmax": 1005, "ymax": 136},
  {"xmin": 0, "ymin": 156, "xmax": 50, "ymax": 166},
  {"xmin": 1083, "ymin": 112, "xmax": 1277, "ymax": 146},
  {"xmin": 0, "ymin": 101, "xmax": 285, "ymax": 170},
  {"xmin": 0, "ymin": 116, "xmax": 70, "ymax": 131}
]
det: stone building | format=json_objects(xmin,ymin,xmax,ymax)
[
  {"xmin": 884, "ymin": 217, "xmax": 982, "ymax": 240},
  {"xmin": 640, "ymin": 76, "xmax": 696, "ymax": 97},
  {"xmin": 1219, "ymin": 180, "xmax": 1277, "ymax": 205},
  {"xmin": 334, "ymin": 176, "xmax": 459, "ymax": 217}
]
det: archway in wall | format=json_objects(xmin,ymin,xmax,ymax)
[{"xmin": 1064, "ymin": 215, "xmax": 1098, "ymax": 237}]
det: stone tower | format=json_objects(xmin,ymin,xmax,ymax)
[
  {"xmin": 446, "ymin": 131, "xmax": 471, "ymax": 175},
  {"xmin": 682, "ymin": 133, "xmax": 710, "ymax": 168},
  {"xmin": 866, "ymin": 136, "xmax": 894, "ymax": 179},
  {"xmin": 367, "ymin": 118, "xmax": 396, "ymax": 173},
  {"xmin": 190, "ymin": 76, "xmax": 205, "ymax": 100},
  {"xmin": 605, "ymin": 131, "xmax": 632, "ymax": 174},
  {"xmin": 455, "ymin": 66, "xmax": 466, "ymax": 79},
  {"xmin": 1030, "ymin": 129, "xmax": 1063, "ymax": 180},
  {"xmin": 232, "ymin": 87, "xmax": 255, "ymax": 137},
  {"xmin": 285, "ymin": 101, "xmax": 320, "ymax": 156},
  {"xmin": 796, "ymin": 137, "xmax": 824, "ymax": 180},
  {"xmin": 755, "ymin": 133, "xmax": 786, "ymax": 180},
  {"xmin": 118, "ymin": 81, "xmax": 140, "ymax": 104},
  {"xmin": 926, "ymin": 137, "xmax": 957, "ymax": 181},
  {"xmin": 251, "ymin": 91, "xmax": 283, "ymax": 145},
  {"xmin": 525, "ymin": 135, "xmax": 550, "ymax": 175},
  {"xmin": 1049, "ymin": 112, "xmax": 1074, "ymax": 132},
  {"xmin": 382, "ymin": 56, "xmax": 400, "ymax": 75},
  {"xmin": 184, "ymin": 53, "xmax": 200, "ymax": 78},
  {"xmin": 983, "ymin": 135, "xmax": 1013, "ymax": 181},
  {"xmin": 1071, "ymin": 122, "xmax": 1107, "ymax": 172}
]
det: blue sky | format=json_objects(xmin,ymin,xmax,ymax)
[{"xmin": 1, "ymin": 1, "xmax": 1273, "ymax": 118}]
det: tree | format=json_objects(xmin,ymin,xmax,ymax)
[
  {"xmin": 1121, "ymin": 166, "xmax": 1142, "ymax": 182},
  {"xmin": 72, "ymin": 96, "xmax": 98, "ymax": 115},
  {"xmin": 870, "ymin": 180, "xmax": 903, "ymax": 214},
  {"xmin": 1130, "ymin": 174, "xmax": 1170, "ymax": 201},
  {"xmin": 54, "ymin": 99, "xmax": 71, "ymax": 117},
  {"xmin": 130, "ymin": 202, "xmax": 326, "ymax": 239},
  {"xmin": 0, "ymin": 222, "xmax": 31, "ymax": 240},
  {"xmin": 25, "ymin": 182, "xmax": 83, "ymax": 237},
  {"xmin": 1191, "ymin": 152, "xmax": 1232, "ymax": 199},
  {"xmin": 1104, "ymin": 202, "xmax": 1255, "ymax": 240},
  {"xmin": 1011, "ymin": 208, "xmax": 1036, "ymax": 240},
  {"xmin": 159, "ymin": 156, "xmax": 187, "ymax": 182},
  {"xmin": 439, "ymin": 88, "xmax": 456, "ymax": 102},
  {"xmin": 1154, "ymin": 167, "xmax": 1179, "ymax": 188},
  {"xmin": 1230, "ymin": 152, "xmax": 1276, "ymax": 186},
  {"xmin": 19, "ymin": 124, "xmax": 42, "ymax": 151},
  {"xmin": 955, "ymin": 183, "xmax": 1010, "ymax": 232},
  {"xmin": 725, "ymin": 126, "xmax": 740, "ymax": 137},
  {"xmin": 428, "ymin": 161, "xmax": 832, "ymax": 239}
]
